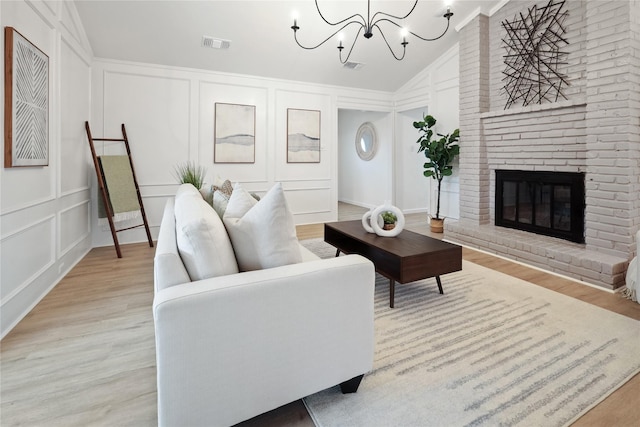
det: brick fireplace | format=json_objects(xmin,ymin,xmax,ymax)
[{"xmin": 445, "ymin": 0, "xmax": 640, "ymax": 290}]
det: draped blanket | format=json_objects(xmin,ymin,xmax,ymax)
[{"xmin": 97, "ymin": 155, "xmax": 140, "ymax": 225}]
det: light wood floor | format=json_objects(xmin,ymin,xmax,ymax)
[{"xmin": 1, "ymin": 203, "xmax": 639, "ymax": 426}]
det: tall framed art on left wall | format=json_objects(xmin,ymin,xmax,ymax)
[{"xmin": 4, "ymin": 27, "xmax": 49, "ymax": 168}]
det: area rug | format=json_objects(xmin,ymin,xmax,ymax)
[{"xmin": 300, "ymin": 239, "xmax": 640, "ymax": 427}]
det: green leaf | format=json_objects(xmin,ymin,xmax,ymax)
[{"xmin": 425, "ymin": 115, "xmax": 436, "ymax": 128}]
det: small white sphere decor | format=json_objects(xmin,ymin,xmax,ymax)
[{"xmin": 361, "ymin": 209, "xmax": 375, "ymax": 233}]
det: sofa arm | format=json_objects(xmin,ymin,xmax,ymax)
[{"xmin": 153, "ymin": 254, "xmax": 375, "ymax": 427}]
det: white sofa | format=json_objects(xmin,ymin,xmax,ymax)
[{"xmin": 153, "ymin": 188, "xmax": 375, "ymax": 427}]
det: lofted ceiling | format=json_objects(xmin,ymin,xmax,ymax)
[{"xmin": 74, "ymin": 0, "xmax": 502, "ymax": 92}]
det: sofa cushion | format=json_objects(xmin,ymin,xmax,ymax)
[
  {"xmin": 175, "ymin": 194, "xmax": 239, "ymax": 281},
  {"xmin": 199, "ymin": 185, "xmax": 214, "ymax": 207},
  {"xmin": 223, "ymin": 182, "xmax": 302, "ymax": 272},
  {"xmin": 175, "ymin": 183, "xmax": 203, "ymax": 201}
]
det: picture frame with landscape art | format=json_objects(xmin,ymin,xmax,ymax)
[
  {"xmin": 287, "ymin": 108, "xmax": 320, "ymax": 163},
  {"xmin": 4, "ymin": 27, "xmax": 49, "ymax": 168},
  {"xmin": 214, "ymin": 103, "xmax": 255, "ymax": 163}
]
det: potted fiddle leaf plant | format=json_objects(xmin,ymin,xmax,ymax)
[{"xmin": 414, "ymin": 114, "xmax": 460, "ymax": 233}]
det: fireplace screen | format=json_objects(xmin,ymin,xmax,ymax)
[{"xmin": 495, "ymin": 170, "xmax": 585, "ymax": 243}]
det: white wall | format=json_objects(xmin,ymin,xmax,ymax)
[
  {"xmin": 394, "ymin": 107, "xmax": 431, "ymax": 213},
  {"xmin": 338, "ymin": 110, "xmax": 393, "ymax": 208},
  {"xmin": 0, "ymin": 0, "xmax": 93, "ymax": 338},
  {"xmin": 394, "ymin": 44, "xmax": 460, "ymax": 219},
  {"xmin": 90, "ymin": 59, "xmax": 394, "ymax": 246}
]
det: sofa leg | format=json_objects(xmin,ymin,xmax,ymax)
[{"xmin": 340, "ymin": 374, "xmax": 364, "ymax": 394}]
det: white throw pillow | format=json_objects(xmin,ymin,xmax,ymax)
[
  {"xmin": 175, "ymin": 183, "xmax": 202, "ymax": 201},
  {"xmin": 223, "ymin": 182, "xmax": 302, "ymax": 272},
  {"xmin": 212, "ymin": 190, "xmax": 230, "ymax": 219},
  {"xmin": 174, "ymin": 194, "xmax": 239, "ymax": 281}
]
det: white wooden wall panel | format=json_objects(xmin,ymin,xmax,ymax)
[
  {"xmin": 394, "ymin": 43, "xmax": 460, "ymax": 218},
  {"xmin": 274, "ymin": 90, "xmax": 333, "ymax": 183},
  {"xmin": 198, "ymin": 82, "xmax": 269, "ymax": 184},
  {"xmin": 1, "ymin": 217, "xmax": 55, "ymax": 301},
  {"xmin": 0, "ymin": 1, "xmax": 56, "ymax": 214},
  {"xmin": 394, "ymin": 108, "xmax": 431, "ymax": 213},
  {"xmin": 0, "ymin": 0, "xmax": 92, "ymax": 338},
  {"xmin": 59, "ymin": 201, "xmax": 90, "ymax": 256},
  {"xmin": 60, "ymin": 39, "xmax": 91, "ymax": 195},
  {"xmin": 102, "ymin": 72, "xmax": 191, "ymax": 185},
  {"xmin": 286, "ymin": 187, "xmax": 332, "ymax": 215}
]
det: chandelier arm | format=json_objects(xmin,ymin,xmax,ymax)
[
  {"xmin": 339, "ymin": 26, "xmax": 365, "ymax": 64},
  {"xmin": 370, "ymin": 0, "xmax": 419, "ymax": 22},
  {"xmin": 290, "ymin": 1, "xmax": 453, "ymax": 62},
  {"xmin": 293, "ymin": 21, "xmax": 364, "ymax": 50},
  {"xmin": 315, "ymin": 0, "xmax": 366, "ymax": 26},
  {"xmin": 373, "ymin": 23, "xmax": 407, "ymax": 61},
  {"xmin": 408, "ymin": 18, "xmax": 452, "ymax": 42}
]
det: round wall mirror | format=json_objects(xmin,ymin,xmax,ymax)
[{"xmin": 355, "ymin": 122, "xmax": 377, "ymax": 161}]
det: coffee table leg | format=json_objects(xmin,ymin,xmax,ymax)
[
  {"xmin": 390, "ymin": 279, "xmax": 395, "ymax": 308},
  {"xmin": 436, "ymin": 276, "xmax": 444, "ymax": 294},
  {"xmin": 335, "ymin": 249, "xmax": 341, "ymax": 257}
]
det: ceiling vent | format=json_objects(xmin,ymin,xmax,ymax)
[
  {"xmin": 201, "ymin": 36, "xmax": 231, "ymax": 50},
  {"xmin": 343, "ymin": 61, "xmax": 364, "ymax": 70}
]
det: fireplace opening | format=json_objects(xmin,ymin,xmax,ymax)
[{"xmin": 495, "ymin": 170, "xmax": 585, "ymax": 243}]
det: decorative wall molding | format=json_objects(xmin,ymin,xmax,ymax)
[
  {"xmin": 0, "ymin": 215, "xmax": 55, "ymax": 304},
  {"xmin": 58, "ymin": 200, "xmax": 90, "ymax": 257}
]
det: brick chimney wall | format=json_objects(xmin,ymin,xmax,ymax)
[{"xmin": 447, "ymin": 0, "xmax": 640, "ymax": 289}]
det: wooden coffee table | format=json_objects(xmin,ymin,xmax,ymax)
[{"xmin": 324, "ymin": 220, "xmax": 462, "ymax": 308}]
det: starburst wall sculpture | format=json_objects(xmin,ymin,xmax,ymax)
[{"xmin": 501, "ymin": 0, "xmax": 569, "ymax": 109}]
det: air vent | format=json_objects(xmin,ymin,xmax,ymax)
[
  {"xmin": 343, "ymin": 61, "xmax": 364, "ymax": 70},
  {"xmin": 201, "ymin": 36, "xmax": 231, "ymax": 50}
]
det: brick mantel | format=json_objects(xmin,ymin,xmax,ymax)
[{"xmin": 448, "ymin": 0, "xmax": 640, "ymax": 290}]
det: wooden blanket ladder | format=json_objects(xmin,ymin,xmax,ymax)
[{"xmin": 85, "ymin": 121, "xmax": 153, "ymax": 258}]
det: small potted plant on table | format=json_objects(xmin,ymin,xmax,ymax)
[{"xmin": 381, "ymin": 211, "xmax": 397, "ymax": 230}]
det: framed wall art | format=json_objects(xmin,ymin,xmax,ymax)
[
  {"xmin": 214, "ymin": 102, "xmax": 256, "ymax": 163},
  {"xmin": 4, "ymin": 27, "xmax": 49, "ymax": 167},
  {"xmin": 287, "ymin": 108, "xmax": 320, "ymax": 163}
]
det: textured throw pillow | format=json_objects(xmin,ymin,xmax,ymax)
[
  {"xmin": 223, "ymin": 182, "xmax": 302, "ymax": 272},
  {"xmin": 212, "ymin": 189, "xmax": 230, "ymax": 218},
  {"xmin": 200, "ymin": 185, "xmax": 214, "ymax": 207},
  {"xmin": 174, "ymin": 194, "xmax": 239, "ymax": 280},
  {"xmin": 213, "ymin": 179, "xmax": 233, "ymax": 198}
]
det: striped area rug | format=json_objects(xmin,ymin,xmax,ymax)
[{"xmin": 301, "ymin": 239, "xmax": 640, "ymax": 427}]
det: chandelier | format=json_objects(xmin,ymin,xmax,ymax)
[{"xmin": 290, "ymin": 0, "xmax": 454, "ymax": 63}]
